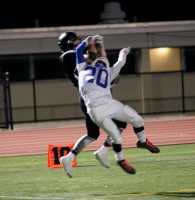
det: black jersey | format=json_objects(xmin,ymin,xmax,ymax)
[{"xmin": 59, "ymin": 50, "xmax": 78, "ymax": 88}]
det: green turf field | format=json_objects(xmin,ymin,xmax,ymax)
[{"xmin": 0, "ymin": 144, "xmax": 195, "ymax": 200}]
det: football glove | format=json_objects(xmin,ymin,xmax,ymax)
[
  {"xmin": 92, "ymin": 35, "xmax": 104, "ymax": 45},
  {"xmin": 118, "ymin": 47, "xmax": 131, "ymax": 62}
]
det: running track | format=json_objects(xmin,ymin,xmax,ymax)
[{"xmin": 0, "ymin": 117, "xmax": 195, "ymax": 157}]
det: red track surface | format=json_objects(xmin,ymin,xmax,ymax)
[{"xmin": 0, "ymin": 117, "xmax": 195, "ymax": 157}]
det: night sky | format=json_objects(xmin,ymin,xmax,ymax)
[{"xmin": 0, "ymin": 0, "xmax": 195, "ymax": 29}]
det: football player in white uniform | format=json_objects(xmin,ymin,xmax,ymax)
[{"xmin": 60, "ymin": 35, "xmax": 160, "ymax": 178}]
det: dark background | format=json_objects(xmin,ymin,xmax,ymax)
[{"xmin": 0, "ymin": 0, "xmax": 195, "ymax": 29}]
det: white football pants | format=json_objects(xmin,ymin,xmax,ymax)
[{"xmin": 88, "ymin": 99, "xmax": 144, "ymax": 144}]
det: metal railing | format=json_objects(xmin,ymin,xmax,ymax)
[{"xmin": 10, "ymin": 70, "xmax": 195, "ymax": 123}]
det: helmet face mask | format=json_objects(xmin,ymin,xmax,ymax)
[
  {"xmin": 92, "ymin": 57, "xmax": 110, "ymax": 68},
  {"xmin": 58, "ymin": 32, "xmax": 81, "ymax": 52}
]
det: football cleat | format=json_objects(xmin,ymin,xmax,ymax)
[
  {"xmin": 137, "ymin": 138, "xmax": 160, "ymax": 153},
  {"xmin": 117, "ymin": 159, "xmax": 136, "ymax": 174},
  {"xmin": 93, "ymin": 148, "xmax": 111, "ymax": 168},
  {"xmin": 59, "ymin": 155, "xmax": 73, "ymax": 178}
]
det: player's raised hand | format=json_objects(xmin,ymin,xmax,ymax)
[
  {"xmin": 120, "ymin": 47, "xmax": 131, "ymax": 56},
  {"xmin": 118, "ymin": 47, "xmax": 131, "ymax": 61},
  {"xmin": 92, "ymin": 35, "xmax": 104, "ymax": 44}
]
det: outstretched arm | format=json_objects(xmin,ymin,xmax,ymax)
[
  {"xmin": 76, "ymin": 36, "xmax": 93, "ymax": 72},
  {"xmin": 110, "ymin": 47, "xmax": 131, "ymax": 81}
]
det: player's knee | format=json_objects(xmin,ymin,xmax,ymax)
[
  {"xmin": 88, "ymin": 130, "xmax": 100, "ymax": 140},
  {"xmin": 87, "ymin": 127, "xmax": 100, "ymax": 140},
  {"xmin": 123, "ymin": 105, "xmax": 143, "ymax": 127},
  {"xmin": 114, "ymin": 136, "xmax": 122, "ymax": 144},
  {"xmin": 108, "ymin": 133, "xmax": 121, "ymax": 144},
  {"xmin": 133, "ymin": 115, "xmax": 144, "ymax": 128}
]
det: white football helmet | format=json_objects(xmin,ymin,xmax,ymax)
[{"xmin": 91, "ymin": 57, "xmax": 110, "ymax": 68}]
